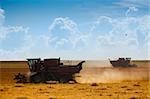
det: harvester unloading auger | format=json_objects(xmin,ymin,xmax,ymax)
[{"xmin": 14, "ymin": 58, "xmax": 85, "ymax": 83}]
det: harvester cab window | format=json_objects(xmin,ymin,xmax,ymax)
[{"xmin": 27, "ymin": 58, "xmax": 41, "ymax": 71}]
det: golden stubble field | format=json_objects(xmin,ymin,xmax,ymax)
[
  {"xmin": 0, "ymin": 81, "xmax": 149, "ymax": 99},
  {"xmin": 0, "ymin": 60, "xmax": 150, "ymax": 99}
]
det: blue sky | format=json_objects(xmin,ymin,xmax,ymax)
[{"xmin": 0, "ymin": 0, "xmax": 149, "ymax": 60}]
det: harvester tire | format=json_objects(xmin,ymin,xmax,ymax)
[
  {"xmin": 30, "ymin": 74, "xmax": 42, "ymax": 83},
  {"xmin": 59, "ymin": 75, "xmax": 72, "ymax": 83},
  {"xmin": 59, "ymin": 77, "xmax": 68, "ymax": 83}
]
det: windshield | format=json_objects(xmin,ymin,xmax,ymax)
[{"xmin": 27, "ymin": 59, "xmax": 40, "ymax": 71}]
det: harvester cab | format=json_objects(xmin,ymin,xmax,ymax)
[{"xmin": 27, "ymin": 58, "xmax": 41, "ymax": 72}]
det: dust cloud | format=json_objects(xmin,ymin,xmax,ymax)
[{"xmin": 75, "ymin": 67, "xmax": 149, "ymax": 83}]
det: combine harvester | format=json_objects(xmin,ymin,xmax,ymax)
[
  {"xmin": 109, "ymin": 58, "xmax": 137, "ymax": 67},
  {"xmin": 14, "ymin": 58, "xmax": 85, "ymax": 83}
]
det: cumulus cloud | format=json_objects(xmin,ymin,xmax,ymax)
[
  {"xmin": 39, "ymin": 35, "xmax": 57, "ymax": 47},
  {"xmin": 0, "ymin": 8, "xmax": 32, "ymax": 60},
  {"xmin": 0, "ymin": 26, "xmax": 29, "ymax": 41},
  {"xmin": 49, "ymin": 17, "xmax": 79, "ymax": 34},
  {"xmin": 48, "ymin": 17, "xmax": 89, "ymax": 49},
  {"xmin": 91, "ymin": 7, "xmax": 148, "ymax": 47},
  {"xmin": 0, "ymin": 6, "xmax": 149, "ymax": 60},
  {"xmin": 89, "ymin": 7, "xmax": 149, "ymax": 59},
  {"xmin": 55, "ymin": 38, "xmax": 69, "ymax": 48},
  {"xmin": 0, "ymin": 8, "xmax": 29, "ymax": 41},
  {"xmin": 37, "ymin": 9, "xmax": 149, "ymax": 59},
  {"xmin": 125, "ymin": 6, "xmax": 138, "ymax": 17}
]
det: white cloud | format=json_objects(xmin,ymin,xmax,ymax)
[
  {"xmin": 89, "ymin": 7, "xmax": 149, "ymax": 59},
  {"xmin": 0, "ymin": 8, "xmax": 29, "ymax": 41},
  {"xmin": 0, "ymin": 26, "xmax": 29, "ymax": 41},
  {"xmin": 125, "ymin": 6, "xmax": 138, "ymax": 17},
  {"xmin": 0, "ymin": 8, "xmax": 32, "ymax": 60},
  {"xmin": 114, "ymin": 0, "xmax": 150, "ymax": 8},
  {"xmin": 48, "ymin": 17, "xmax": 89, "ymax": 49},
  {"xmin": 0, "ymin": 30, "xmax": 34, "ymax": 60},
  {"xmin": 49, "ymin": 17, "xmax": 79, "ymax": 34},
  {"xmin": 39, "ymin": 34, "xmax": 57, "ymax": 47},
  {"xmin": 0, "ymin": 8, "xmax": 5, "ymax": 25},
  {"xmin": 55, "ymin": 38, "xmax": 69, "ymax": 48},
  {"xmin": 90, "ymin": 7, "xmax": 145, "ymax": 47},
  {"xmin": 31, "ymin": 12, "xmax": 149, "ymax": 60},
  {"xmin": 0, "ymin": 6, "xmax": 149, "ymax": 60},
  {"xmin": 90, "ymin": 16, "xmax": 114, "ymax": 32}
]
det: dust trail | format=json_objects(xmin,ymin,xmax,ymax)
[{"xmin": 75, "ymin": 67, "xmax": 149, "ymax": 83}]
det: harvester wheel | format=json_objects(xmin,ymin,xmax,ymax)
[
  {"xmin": 59, "ymin": 77, "xmax": 68, "ymax": 83},
  {"xmin": 46, "ymin": 73, "xmax": 57, "ymax": 81},
  {"xmin": 59, "ymin": 75, "xmax": 72, "ymax": 83},
  {"xmin": 30, "ymin": 74, "xmax": 42, "ymax": 83}
]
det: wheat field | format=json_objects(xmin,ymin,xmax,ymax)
[{"xmin": 0, "ymin": 60, "xmax": 149, "ymax": 99}]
